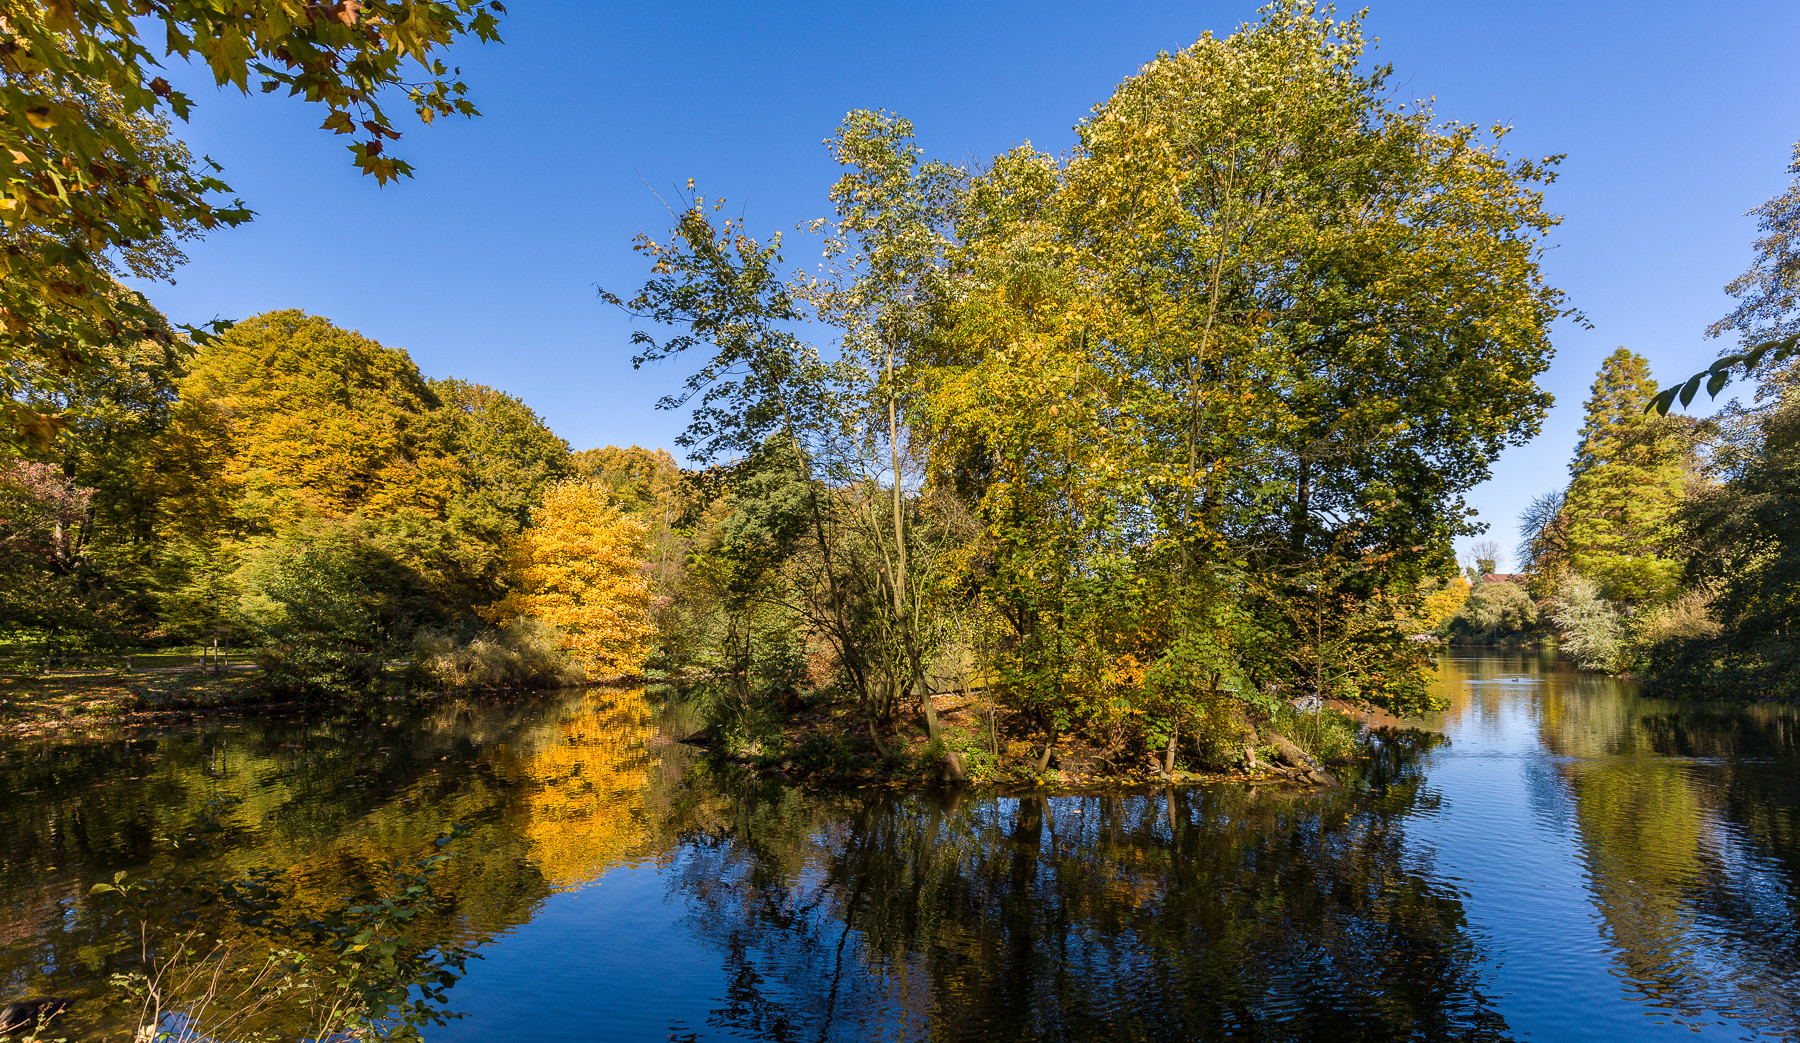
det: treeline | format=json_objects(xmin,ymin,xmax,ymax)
[
  {"xmin": 1450, "ymin": 137, "xmax": 1800, "ymax": 699},
  {"xmin": 0, "ymin": 307, "xmax": 667, "ymax": 694}
]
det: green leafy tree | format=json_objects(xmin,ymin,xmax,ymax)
[
  {"xmin": 1446, "ymin": 579, "xmax": 1538, "ymax": 643},
  {"xmin": 605, "ymin": 196, "xmax": 887, "ymax": 736},
  {"xmin": 236, "ymin": 521, "xmax": 447, "ymax": 697},
  {"xmin": 1562, "ymin": 348, "xmax": 1692, "ymax": 605},
  {"xmin": 927, "ymin": 1, "xmax": 1564, "ymax": 741},
  {"xmin": 811, "ymin": 109, "xmax": 967, "ymax": 748},
  {"xmin": 432, "ymin": 376, "xmax": 569, "ymax": 552},
  {"xmin": 5, "ymin": 325, "xmax": 185, "ymax": 634},
  {"xmin": 1554, "ymin": 573, "xmax": 1625, "ymax": 673},
  {"xmin": 1652, "ymin": 138, "xmax": 1800, "ymax": 413}
]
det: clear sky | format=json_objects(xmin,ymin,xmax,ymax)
[{"xmin": 126, "ymin": 1, "xmax": 1800, "ymax": 568}]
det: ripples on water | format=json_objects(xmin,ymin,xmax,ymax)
[{"xmin": 1, "ymin": 653, "xmax": 1798, "ymax": 1041}]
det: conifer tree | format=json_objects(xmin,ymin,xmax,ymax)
[{"xmin": 1563, "ymin": 348, "xmax": 1692, "ymax": 604}]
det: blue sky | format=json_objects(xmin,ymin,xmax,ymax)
[{"xmin": 128, "ymin": 1, "xmax": 1800, "ymax": 568}]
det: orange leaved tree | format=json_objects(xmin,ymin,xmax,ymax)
[{"xmin": 485, "ymin": 481, "xmax": 655, "ymax": 676}]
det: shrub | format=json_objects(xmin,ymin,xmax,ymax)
[
  {"xmin": 1553, "ymin": 574, "xmax": 1626, "ymax": 672},
  {"xmin": 411, "ymin": 618, "xmax": 585, "ymax": 690},
  {"xmin": 235, "ymin": 527, "xmax": 445, "ymax": 697},
  {"xmin": 1633, "ymin": 586, "xmax": 1721, "ymax": 648}
]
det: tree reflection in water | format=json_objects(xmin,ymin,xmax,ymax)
[
  {"xmin": 0, "ymin": 687, "xmax": 684, "ymax": 1038},
  {"xmin": 658, "ymin": 731, "xmax": 1507, "ymax": 1042},
  {"xmin": 1445, "ymin": 652, "xmax": 1800, "ymax": 1037}
]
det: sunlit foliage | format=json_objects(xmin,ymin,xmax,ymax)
[
  {"xmin": 0, "ymin": 0, "xmax": 501, "ymax": 444},
  {"xmin": 1562, "ymin": 348, "xmax": 1693, "ymax": 605},
  {"xmin": 485, "ymin": 481, "xmax": 655, "ymax": 676}
]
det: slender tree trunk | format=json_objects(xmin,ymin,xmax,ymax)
[
  {"xmin": 887, "ymin": 344, "xmax": 941, "ymax": 744},
  {"xmin": 1293, "ymin": 459, "xmax": 1311, "ymax": 551}
]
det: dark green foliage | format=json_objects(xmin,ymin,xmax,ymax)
[
  {"xmin": 1651, "ymin": 367, "xmax": 1800, "ymax": 698},
  {"xmin": 433, "ymin": 378, "xmax": 570, "ymax": 545},
  {"xmin": 237, "ymin": 523, "xmax": 449, "ymax": 697}
]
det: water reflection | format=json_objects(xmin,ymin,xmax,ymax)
[
  {"xmin": 0, "ymin": 688, "xmax": 685, "ymax": 1038},
  {"xmin": 1434, "ymin": 653, "xmax": 1800, "ymax": 1038},
  {"xmin": 1, "ymin": 660, "xmax": 1799, "ymax": 1041},
  {"xmin": 655, "ymin": 738, "xmax": 1504, "ymax": 1042}
]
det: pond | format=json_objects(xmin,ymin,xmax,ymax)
[{"xmin": 2, "ymin": 651, "xmax": 1799, "ymax": 1041}]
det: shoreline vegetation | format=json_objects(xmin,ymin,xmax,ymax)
[
  {"xmin": 0, "ymin": 662, "xmax": 1414, "ymax": 790},
  {"xmin": 0, "ymin": 652, "xmax": 1418, "ymax": 792}
]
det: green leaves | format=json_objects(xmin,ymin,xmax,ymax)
[
  {"xmin": 0, "ymin": 0, "xmax": 504, "ymax": 444},
  {"xmin": 1648, "ymin": 333, "xmax": 1800, "ymax": 415}
]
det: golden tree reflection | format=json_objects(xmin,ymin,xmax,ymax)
[{"xmin": 503, "ymin": 688, "xmax": 661, "ymax": 889}]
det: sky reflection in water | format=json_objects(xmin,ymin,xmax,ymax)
[{"xmin": 2, "ymin": 653, "xmax": 1799, "ymax": 1041}]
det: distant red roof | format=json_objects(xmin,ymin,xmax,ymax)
[{"xmin": 1481, "ymin": 573, "xmax": 1528, "ymax": 584}]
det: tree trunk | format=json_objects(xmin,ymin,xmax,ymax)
[
  {"xmin": 1034, "ymin": 728, "xmax": 1058, "ymax": 773},
  {"xmin": 1262, "ymin": 728, "xmax": 1338, "ymax": 787}
]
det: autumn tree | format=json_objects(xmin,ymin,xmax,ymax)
[
  {"xmin": 605, "ymin": 196, "xmax": 884, "ymax": 729},
  {"xmin": 926, "ymin": 1, "xmax": 1565, "ymax": 739},
  {"xmin": 1562, "ymin": 348, "xmax": 1693, "ymax": 605},
  {"xmin": 0, "ymin": 0, "xmax": 503, "ymax": 443},
  {"xmin": 485, "ymin": 481, "xmax": 655, "ymax": 677},
  {"xmin": 166, "ymin": 311, "xmax": 459, "ymax": 533}
]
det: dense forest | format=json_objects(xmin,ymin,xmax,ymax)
[{"xmin": 2, "ymin": 1, "xmax": 1796, "ymax": 784}]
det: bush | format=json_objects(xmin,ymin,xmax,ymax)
[
  {"xmin": 411, "ymin": 618, "xmax": 585, "ymax": 690},
  {"xmin": 1273, "ymin": 706, "xmax": 1360, "ymax": 763},
  {"xmin": 1553, "ymin": 574, "xmax": 1626, "ymax": 672},
  {"xmin": 236, "ymin": 530, "xmax": 437, "ymax": 697},
  {"xmin": 1633, "ymin": 586, "xmax": 1721, "ymax": 648}
]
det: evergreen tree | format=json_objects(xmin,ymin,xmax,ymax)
[{"xmin": 1562, "ymin": 348, "xmax": 1693, "ymax": 604}]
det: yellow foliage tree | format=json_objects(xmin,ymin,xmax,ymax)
[
  {"xmin": 1416, "ymin": 575, "xmax": 1473, "ymax": 634},
  {"xmin": 485, "ymin": 481, "xmax": 655, "ymax": 675}
]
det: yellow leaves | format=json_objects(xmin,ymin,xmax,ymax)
[
  {"xmin": 1414, "ymin": 574, "xmax": 1471, "ymax": 634},
  {"xmin": 513, "ymin": 689, "xmax": 658, "ymax": 889},
  {"xmin": 486, "ymin": 481, "xmax": 656, "ymax": 676}
]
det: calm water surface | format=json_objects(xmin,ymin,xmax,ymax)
[{"xmin": 3, "ymin": 651, "xmax": 1799, "ymax": 1041}]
